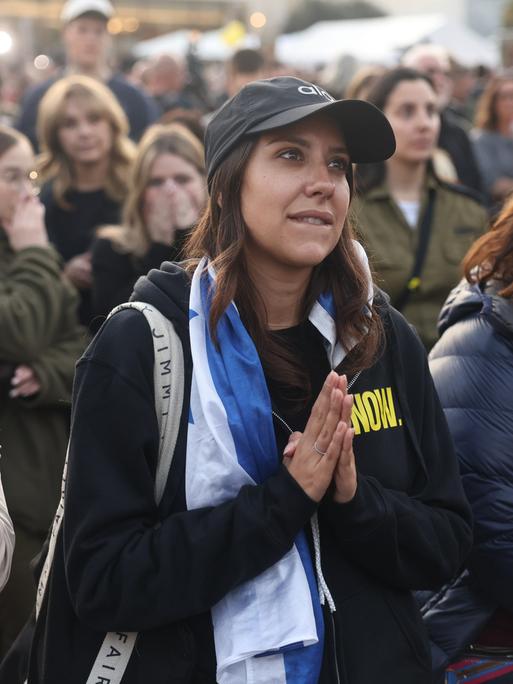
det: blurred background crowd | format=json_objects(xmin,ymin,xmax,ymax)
[{"xmin": 1, "ymin": 0, "xmax": 513, "ymax": 681}]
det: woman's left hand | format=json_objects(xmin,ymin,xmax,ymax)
[
  {"xmin": 331, "ymin": 375, "xmax": 357, "ymax": 503},
  {"xmin": 9, "ymin": 364, "xmax": 41, "ymax": 398},
  {"xmin": 282, "ymin": 374, "xmax": 357, "ymax": 503}
]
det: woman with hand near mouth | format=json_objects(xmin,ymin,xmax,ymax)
[
  {"xmin": 355, "ymin": 67, "xmax": 487, "ymax": 350},
  {"xmin": 28, "ymin": 77, "xmax": 472, "ymax": 684},
  {"xmin": 0, "ymin": 124, "xmax": 84, "ymax": 658},
  {"xmin": 90, "ymin": 122, "xmax": 207, "ymax": 324},
  {"xmin": 36, "ymin": 75, "xmax": 135, "ymax": 328}
]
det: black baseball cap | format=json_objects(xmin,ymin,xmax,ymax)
[{"xmin": 205, "ymin": 76, "xmax": 396, "ymax": 188}]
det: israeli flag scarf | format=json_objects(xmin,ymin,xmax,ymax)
[{"xmin": 186, "ymin": 243, "xmax": 372, "ymax": 683}]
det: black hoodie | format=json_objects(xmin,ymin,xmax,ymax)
[{"xmin": 27, "ymin": 262, "xmax": 472, "ymax": 684}]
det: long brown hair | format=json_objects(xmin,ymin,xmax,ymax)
[
  {"xmin": 185, "ymin": 138, "xmax": 384, "ymax": 402},
  {"xmin": 37, "ymin": 75, "xmax": 135, "ymax": 209},
  {"xmin": 463, "ymin": 197, "xmax": 513, "ymax": 297},
  {"xmin": 355, "ymin": 67, "xmax": 436, "ymax": 193},
  {"xmin": 474, "ymin": 73, "xmax": 513, "ymax": 132}
]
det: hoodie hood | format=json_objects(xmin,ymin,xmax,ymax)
[
  {"xmin": 438, "ymin": 278, "xmax": 513, "ymax": 342},
  {"xmin": 131, "ymin": 261, "xmax": 191, "ymax": 341}
]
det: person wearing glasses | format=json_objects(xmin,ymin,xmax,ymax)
[{"xmin": 0, "ymin": 125, "xmax": 85, "ymax": 657}]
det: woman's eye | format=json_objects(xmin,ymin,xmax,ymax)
[
  {"xmin": 279, "ymin": 149, "xmax": 302, "ymax": 161},
  {"xmin": 398, "ymin": 104, "xmax": 415, "ymax": 118},
  {"xmin": 175, "ymin": 174, "xmax": 191, "ymax": 185},
  {"xmin": 147, "ymin": 178, "xmax": 165, "ymax": 188},
  {"xmin": 329, "ymin": 157, "xmax": 349, "ymax": 172}
]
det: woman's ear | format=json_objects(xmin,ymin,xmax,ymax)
[{"xmin": 217, "ymin": 192, "xmax": 222, "ymax": 208}]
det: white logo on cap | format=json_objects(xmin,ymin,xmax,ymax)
[{"xmin": 297, "ymin": 85, "xmax": 334, "ymax": 101}]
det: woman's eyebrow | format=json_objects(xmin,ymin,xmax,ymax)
[{"xmin": 265, "ymin": 134, "xmax": 348, "ymax": 154}]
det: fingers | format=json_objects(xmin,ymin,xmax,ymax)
[
  {"xmin": 303, "ymin": 370, "xmax": 339, "ymax": 441},
  {"xmin": 11, "ymin": 378, "xmax": 40, "ymax": 398},
  {"xmin": 12, "ymin": 365, "xmax": 33, "ymax": 385},
  {"xmin": 323, "ymin": 420, "xmax": 345, "ymax": 464},
  {"xmin": 10, "ymin": 365, "xmax": 41, "ymax": 398},
  {"xmin": 314, "ymin": 387, "xmax": 343, "ymax": 454},
  {"xmin": 283, "ymin": 431, "xmax": 302, "ymax": 458},
  {"xmin": 341, "ymin": 393, "xmax": 353, "ymax": 427},
  {"xmin": 333, "ymin": 422, "xmax": 357, "ymax": 504}
]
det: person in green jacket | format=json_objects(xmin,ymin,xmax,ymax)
[
  {"xmin": 0, "ymin": 125, "xmax": 86, "ymax": 656},
  {"xmin": 354, "ymin": 67, "xmax": 488, "ymax": 350}
]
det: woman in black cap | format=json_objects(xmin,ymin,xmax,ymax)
[{"xmin": 25, "ymin": 76, "xmax": 471, "ymax": 684}]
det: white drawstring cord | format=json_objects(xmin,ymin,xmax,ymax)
[{"xmin": 310, "ymin": 512, "xmax": 336, "ymax": 613}]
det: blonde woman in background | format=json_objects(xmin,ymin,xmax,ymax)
[
  {"xmin": 91, "ymin": 123, "xmax": 207, "ymax": 322},
  {"xmin": 37, "ymin": 75, "xmax": 136, "ymax": 327}
]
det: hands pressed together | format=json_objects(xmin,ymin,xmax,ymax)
[
  {"xmin": 145, "ymin": 181, "xmax": 203, "ymax": 246},
  {"xmin": 282, "ymin": 371, "xmax": 356, "ymax": 504}
]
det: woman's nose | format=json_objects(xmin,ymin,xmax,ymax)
[
  {"xmin": 416, "ymin": 110, "xmax": 434, "ymax": 129},
  {"xmin": 161, "ymin": 178, "xmax": 178, "ymax": 193},
  {"xmin": 18, "ymin": 177, "xmax": 36, "ymax": 198},
  {"xmin": 77, "ymin": 120, "xmax": 93, "ymax": 135},
  {"xmin": 304, "ymin": 176, "xmax": 335, "ymax": 198},
  {"xmin": 304, "ymin": 162, "xmax": 336, "ymax": 198}
]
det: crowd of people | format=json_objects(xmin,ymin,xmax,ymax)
[{"xmin": 0, "ymin": 0, "xmax": 512, "ymax": 682}]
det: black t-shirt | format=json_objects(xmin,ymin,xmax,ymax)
[
  {"xmin": 42, "ymin": 186, "xmax": 121, "ymax": 262},
  {"xmin": 41, "ymin": 185, "xmax": 122, "ymax": 327},
  {"xmin": 265, "ymin": 320, "xmax": 331, "ymax": 456}
]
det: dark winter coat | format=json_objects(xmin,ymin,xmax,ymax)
[{"xmin": 420, "ymin": 279, "xmax": 513, "ymax": 670}]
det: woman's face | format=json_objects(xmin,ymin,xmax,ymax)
[
  {"xmin": 57, "ymin": 97, "xmax": 113, "ymax": 166},
  {"xmin": 0, "ymin": 141, "xmax": 35, "ymax": 226},
  {"xmin": 144, "ymin": 152, "xmax": 206, "ymax": 221},
  {"xmin": 494, "ymin": 80, "xmax": 513, "ymax": 127},
  {"xmin": 240, "ymin": 112, "xmax": 351, "ymax": 278},
  {"xmin": 383, "ymin": 79, "xmax": 440, "ymax": 165}
]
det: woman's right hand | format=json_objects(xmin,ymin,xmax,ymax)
[
  {"xmin": 145, "ymin": 182, "xmax": 202, "ymax": 245},
  {"xmin": 3, "ymin": 192, "xmax": 48, "ymax": 252},
  {"xmin": 146, "ymin": 192, "xmax": 177, "ymax": 245},
  {"xmin": 284, "ymin": 370, "xmax": 347, "ymax": 502},
  {"xmin": 64, "ymin": 252, "xmax": 92, "ymax": 290}
]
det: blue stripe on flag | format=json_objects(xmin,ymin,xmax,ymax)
[
  {"xmin": 200, "ymin": 272, "xmax": 278, "ymax": 483},
  {"xmin": 283, "ymin": 531, "xmax": 324, "ymax": 683},
  {"xmin": 318, "ymin": 291, "xmax": 336, "ymax": 318}
]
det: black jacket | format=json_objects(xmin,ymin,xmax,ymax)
[
  {"xmin": 27, "ymin": 263, "xmax": 472, "ymax": 684},
  {"xmin": 418, "ymin": 279, "xmax": 513, "ymax": 669}
]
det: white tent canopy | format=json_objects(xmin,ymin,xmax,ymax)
[
  {"xmin": 275, "ymin": 14, "xmax": 499, "ymax": 68},
  {"xmin": 133, "ymin": 28, "xmax": 260, "ymax": 61}
]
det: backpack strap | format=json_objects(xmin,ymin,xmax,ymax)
[
  {"xmin": 109, "ymin": 302, "xmax": 184, "ymax": 506},
  {"xmin": 32, "ymin": 302, "xmax": 184, "ymax": 684}
]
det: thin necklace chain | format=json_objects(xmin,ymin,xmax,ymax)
[{"xmin": 272, "ymin": 369, "xmax": 363, "ymax": 435}]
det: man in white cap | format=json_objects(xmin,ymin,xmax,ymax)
[{"xmin": 17, "ymin": 0, "xmax": 159, "ymax": 150}]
